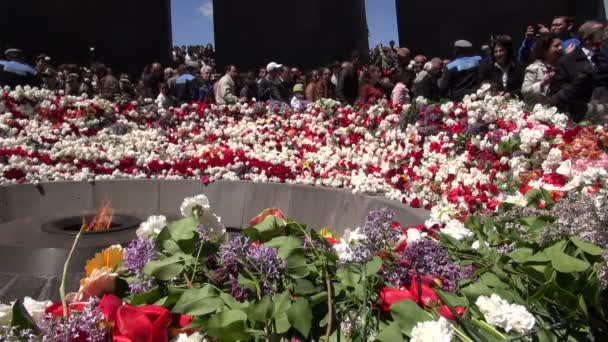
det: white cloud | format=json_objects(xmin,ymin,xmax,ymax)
[{"xmin": 197, "ymin": 1, "xmax": 213, "ymax": 19}]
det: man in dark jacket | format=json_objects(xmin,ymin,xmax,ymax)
[
  {"xmin": 258, "ymin": 62, "xmax": 284, "ymax": 102},
  {"xmin": 0, "ymin": 49, "xmax": 38, "ymax": 88},
  {"xmin": 336, "ymin": 61, "xmax": 359, "ymax": 104},
  {"xmin": 438, "ymin": 40, "xmax": 482, "ymax": 101},
  {"xmin": 549, "ymin": 20, "xmax": 604, "ymax": 122}
]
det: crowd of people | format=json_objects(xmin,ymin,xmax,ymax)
[{"xmin": 2, "ymin": 15, "xmax": 608, "ymax": 122}]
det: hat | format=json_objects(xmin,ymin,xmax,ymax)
[
  {"xmin": 293, "ymin": 84, "xmax": 304, "ymax": 93},
  {"xmin": 266, "ymin": 62, "xmax": 283, "ymax": 72},
  {"xmin": 68, "ymin": 73, "xmax": 79, "ymax": 79},
  {"xmin": 186, "ymin": 60, "xmax": 199, "ymax": 69},
  {"xmin": 397, "ymin": 48, "xmax": 410, "ymax": 58},
  {"xmin": 454, "ymin": 40, "xmax": 473, "ymax": 48},
  {"xmin": 119, "ymin": 74, "xmax": 130, "ymax": 82},
  {"xmin": 4, "ymin": 48, "xmax": 22, "ymax": 56}
]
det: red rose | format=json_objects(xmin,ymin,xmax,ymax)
[
  {"xmin": 248, "ymin": 208, "xmax": 286, "ymax": 227},
  {"xmin": 410, "ymin": 198, "xmax": 421, "ymax": 208},
  {"xmin": 379, "ymin": 287, "xmax": 415, "ymax": 312},
  {"xmin": 542, "ymin": 173, "xmax": 566, "ymax": 187},
  {"xmin": 409, "ymin": 278, "xmax": 440, "ymax": 308},
  {"xmin": 115, "ymin": 304, "xmax": 171, "ymax": 342},
  {"xmin": 99, "ymin": 294, "xmax": 123, "ymax": 322},
  {"xmin": 438, "ymin": 305, "xmax": 466, "ymax": 321}
]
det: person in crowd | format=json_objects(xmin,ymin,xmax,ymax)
[
  {"xmin": 240, "ymin": 71, "xmax": 257, "ymax": 101},
  {"xmin": 117, "ymin": 74, "xmax": 135, "ymax": 100},
  {"xmin": 305, "ymin": 70, "xmax": 320, "ymax": 102},
  {"xmin": 290, "ymin": 84, "xmax": 310, "ymax": 111},
  {"xmin": 258, "ymin": 62, "xmax": 284, "ymax": 102},
  {"xmin": 40, "ymin": 68, "xmax": 60, "ymax": 91},
  {"xmin": 167, "ymin": 64, "xmax": 184, "ymax": 95},
  {"xmin": 79, "ymin": 69, "xmax": 94, "ymax": 96},
  {"xmin": 215, "ymin": 64, "xmax": 242, "ymax": 105},
  {"xmin": 330, "ymin": 61, "xmax": 341, "ymax": 87},
  {"xmin": 0, "ymin": 48, "xmax": 38, "ymax": 88},
  {"xmin": 438, "ymin": 40, "xmax": 482, "ymax": 101},
  {"xmin": 280, "ymin": 66, "xmax": 294, "ymax": 102},
  {"xmin": 391, "ymin": 70, "xmax": 411, "ymax": 107},
  {"xmin": 413, "ymin": 58, "xmax": 442, "ymax": 100},
  {"xmin": 521, "ymin": 33, "xmax": 563, "ymax": 104},
  {"xmin": 156, "ymin": 82, "xmax": 175, "ymax": 109},
  {"xmin": 478, "ymin": 35, "xmax": 524, "ymax": 96},
  {"xmin": 257, "ymin": 67, "xmax": 267, "ymax": 84},
  {"xmin": 143, "ymin": 62, "xmax": 165, "ymax": 98},
  {"xmin": 549, "ymin": 20, "xmax": 604, "ymax": 122},
  {"xmin": 197, "ymin": 65, "xmax": 214, "ymax": 102},
  {"xmin": 65, "ymin": 73, "xmax": 82, "ymax": 96},
  {"xmin": 173, "ymin": 61, "xmax": 198, "ymax": 103},
  {"xmin": 519, "ymin": 16, "xmax": 578, "ymax": 63},
  {"xmin": 413, "ymin": 55, "xmax": 427, "ymax": 74},
  {"xmin": 93, "ymin": 63, "xmax": 119, "ymax": 100},
  {"xmin": 164, "ymin": 68, "xmax": 176, "ymax": 83},
  {"xmin": 336, "ymin": 51, "xmax": 362, "ymax": 104},
  {"xmin": 314, "ymin": 67, "xmax": 333, "ymax": 100},
  {"xmin": 359, "ymin": 65, "xmax": 384, "ymax": 103},
  {"xmin": 135, "ymin": 80, "xmax": 147, "ymax": 102},
  {"xmin": 35, "ymin": 54, "xmax": 51, "ymax": 74}
]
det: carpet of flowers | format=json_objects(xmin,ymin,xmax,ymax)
[{"xmin": 0, "ymin": 86, "xmax": 607, "ymax": 341}]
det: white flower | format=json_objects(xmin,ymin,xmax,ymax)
[
  {"xmin": 556, "ymin": 160, "xmax": 572, "ymax": 177},
  {"xmin": 22, "ymin": 297, "xmax": 52, "ymax": 324},
  {"xmin": 173, "ymin": 332, "xmax": 207, "ymax": 342},
  {"xmin": 136, "ymin": 215, "xmax": 167, "ymax": 238},
  {"xmin": 406, "ymin": 228, "xmax": 427, "ymax": 244},
  {"xmin": 441, "ymin": 220, "xmax": 474, "ymax": 241},
  {"xmin": 0, "ymin": 303, "xmax": 11, "ymax": 327},
  {"xmin": 476, "ymin": 294, "xmax": 535, "ymax": 334},
  {"xmin": 410, "ymin": 317, "xmax": 454, "ymax": 342},
  {"xmin": 180, "ymin": 194, "xmax": 211, "ymax": 217},
  {"xmin": 333, "ymin": 227, "xmax": 366, "ymax": 262}
]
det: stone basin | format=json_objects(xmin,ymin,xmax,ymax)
[{"xmin": 0, "ymin": 180, "xmax": 429, "ymax": 302}]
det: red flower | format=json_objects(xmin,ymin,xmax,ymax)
[
  {"xmin": 409, "ymin": 277, "xmax": 440, "ymax": 308},
  {"xmin": 410, "ymin": 198, "xmax": 421, "ymax": 208},
  {"xmin": 114, "ymin": 304, "xmax": 171, "ymax": 342},
  {"xmin": 45, "ymin": 302, "xmax": 88, "ymax": 317},
  {"xmin": 379, "ymin": 287, "xmax": 415, "ymax": 312},
  {"xmin": 99, "ymin": 294, "xmax": 123, "ymax": 322},
  {"xmin": 325, "ymin": 237, "xmax": 338, "ymax": 246},
  {"xmin": 248, "ymin": 208, "xmax": 286, "ymax": 227},
  {"xmin": 519, "ymin": 184, "xmax": 532, "ymax": 195},
  {"xmin": 542, "ymin": 173, "xmax": 566, "ymax": 187},
  {"xmin": 438, "ymin": 305, "xmax": 466, "ymax": 321}
]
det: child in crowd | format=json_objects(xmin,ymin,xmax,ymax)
[{"xmin": 290, "ymin": 84, "xmax": 310, "ymax": 111}]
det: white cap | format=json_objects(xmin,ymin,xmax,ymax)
[
  {"xmin": 266, "ymin": 62, "xmax": 283, "ymax": 72},
  {"xmin": 454, "ymin": 40, "xmax": 473, "ymax": 48}
]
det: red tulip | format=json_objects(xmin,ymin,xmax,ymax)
[
  {"xmin": 248, "ymin": 208, "xmax": 286, "ymax": 227},
  {"xmin": 99, "ymin": 294, "xmax": 123, "ymax": 322},
  {"xmin": 438, "ymin": 305, "xmax": 466, "ymax": 321},
  {"xmin": 409, "ymin": 278, "xmax": 440, "ymax": 308},
  {"xmin": 115, "ymin": 304, "xmax": 171, "ymax": 342},
  {"xmin": 379, "ymin": 287, "xmax": 416, "ymax": 312}
]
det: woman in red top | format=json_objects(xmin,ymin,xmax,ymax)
[{"xmin": 359, "ymin": 65, "xmax": 384, "ymax": 103}]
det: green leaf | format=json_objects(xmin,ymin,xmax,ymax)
[
  {"xmin": 162, "ymin": 239, "xmax": 183, "ymax": 254},
  {"xmin": 286, "ymin": 251, "xmax": 309, "ymax": 279},
  {"xmin": 250, "ymin": 215, "xmax": 287, "ymax": 240},
  {"xmin": 204, "ymin": 309, "xmax": 249, "ymax": 342},
  {"xmin": 172, "ymin": 286, "xmax": 222, "ymax": 315},
  {"xmin": 265, "ymin": 236, "xmax": 303, "ymax": 259},
  {"xmin": 376, "ymin": 321, "xmax": 404, "ymax": 342},
  {"xmin": 10, "ymin": 299, "xmax": 40, "ymax": 333},
  {"xmin": 287, "ymin": 298, "xmax": 313, "ymax": 337},
  {"xmin": 143, "ymin": 255, "xmax": 185, "ymax": 281},
  {"xmin": 390, "ymin": 300, "xmax": 433, "ymax": 336},
  {"xmin": 436, "ymin": 289, "xmax": 469, "ymax": 308},
  {"xmin": 548, "ymin": 251, "xmax": 590, "ymax": 273},
  {"xmin": 365, "ymin": 256, "xmax": 383, "ymax": 275},
  {"xmin": 128, "ymin": 287, "xmax": 162, "ymax": 305},
  {"xmin": 167, "ymin": 216, "xmax": 198, "ymax": 241},
  {"xmin": 273, "ymin": 291, "xmax": 292, "ymax": 316},
  {"xmin": 570, "ymin": 237, "xmax": 604, "ymax": 256},
  {"xmin": 336, "ymin": 268, "xmax": 361, "ymax": 287},
  {"xmin": 220, "ymin": 292, "xmax": 249, "ymax": 310},
  {"xmin": 250, "ymin": 296, "xmax": 274, "ymax": 322},
  {"xmin": 274, "ymin": 312, "xmax": 291, "ymax": 334},
  {"xmin": 508, "ymin": 248, "xmax": 534, "ymax": 263},
  {"xmin": 294, "ymin": 279, "xmax": 318, "ymax": 295}
]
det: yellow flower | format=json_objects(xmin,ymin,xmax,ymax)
[
  {"xmin": 84, "ymin": 245, "xmax": 123, "ymax": 277},
  {"xmin": 401, "ymin": 174, "xmax": 409, "ymax": 180},
  {"xmin": 319, "ymin": 228, "xmax": 335, "ymax": 239},
  {"xmin": 303, "ymin": 161, "xmax": 310, "ymax": 169}
]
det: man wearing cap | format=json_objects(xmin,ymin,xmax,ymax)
[
  {"xmin": 0, "ymin": 48, "xmax": 38, "ymax": 88},
  {"xmin": 215, "ymin": 65, "xmax": 241, "ymax": 105},
  {"xmin": 258, "ymin": 62, "xmax": 284, "ymax": 102},
  {"xmin": 438, "ymin": 40, "xmax": 482, "ymax": 101}
]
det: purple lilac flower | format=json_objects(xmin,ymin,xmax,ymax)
[
  {"xmin": 403, "ymin": 240, "xmax": 474, "ymax": 292},
  {"xmin": 124, "ymin": 237, "xmax": 156, "ymax": 277},
  {"xmin": 39, "ymin": 297, "xmax": 107, "ymax": 341},
  {"xmin": 361, "ymin": 208, "xmax": 400, "ymax": 252},
  {"xmin": 245, "ymin": 245, "xmax": 287, "ymax": 295},
  {"xmin": 0, "ymin": 327, "xmax": 38, "ymax": 342},
  {"xmin": 219, "ymin": 236, "xmax": 251, "ymax": 273},
  {"xmin": 129, "ymin": 279, "xmax": 155, "ymax": 294},
  {"xmin": 197, "ymin": 224, "xmax": 213, "ymax": 244}
]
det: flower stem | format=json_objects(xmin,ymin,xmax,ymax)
[
  {"xmin": 190, "ymin": 241, "xmax": 204, "ymax": 285},
  {"xmin": 324, "ymin": 269, "xmax": 334, "ymax": 341},
  {"xmin": 60, "ymin": 224, "xmax": 85, "ymax": 318},
  {"xmin": 473, "ymin": 318, "xmax": 507, "ymax": 340},
  {"xmin": 453, "ymin": 327, "xmax": 476, "ymax": 342}
]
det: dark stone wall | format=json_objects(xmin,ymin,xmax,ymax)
[
  {"xmin": 0, "ymin": 0, "xmax": 172, "ymax": 75},
  {"xmin": 213, "ymin": 0, "xmax": 369, "ymax": 71},
  {"xmin": 395, "ymin": 0, "xmax": 606, "ymax": 58}
]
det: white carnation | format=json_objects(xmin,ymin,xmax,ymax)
[
  {"xmin": 136, "ymin": 215, "xmax": 167, "ymax": 238},
  {"xmin": 173, "ymin": 332, "xmax": 207, "ymax": 342},
  {"xmin": 504, "ymin": 303, "xmax": 536, "ymax": 334},
  {"xmin": 410, "ymin": 317, "xmax": 454, "ymax": 342},
  {"xmin": 441, "ymin": 220, "xmax": 474, "ymax": 241},
  {"xmin": 476, "ymin": 294, "xmax": 535, "ymax": 334},
  {"xmin": 0, "ymin": 303, "xmax": 11, "ymax": 327},
  {"xmin": 180, "ymin": 194, "xmax": 211, "ymax": 217}
]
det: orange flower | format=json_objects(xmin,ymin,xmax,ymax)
[
  {"xmin": 85, "ymin": 245, "xmax": 123, "ymax": 277},
  {"xmin": 67, "ymin": 268, "xmax": 118, "ymax": 302}
]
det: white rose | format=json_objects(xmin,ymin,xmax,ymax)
[
  {"xmin": 136, "ymin": 215, "xmax": 168, "ymax": 239},
  {"xmin": 410, "ymin": 317, "xmax": 454, "ymax": 342},
  {"xmin": 441, "ymin": 220, "xmax": 474, "ymax": 241}
]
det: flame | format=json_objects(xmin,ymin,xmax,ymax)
[{"xmin": 83, "ymin": 201, "xmax": 114, "ymax": 232}]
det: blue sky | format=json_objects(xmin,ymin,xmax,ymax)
[{"xmin": 171, "ymin": 0, "xmax": 398, "ymax": 46}]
